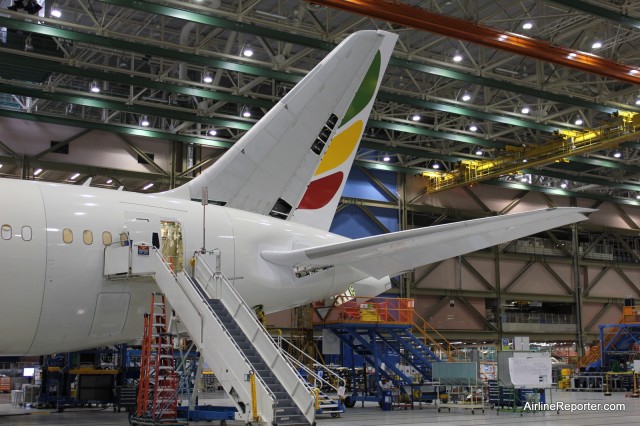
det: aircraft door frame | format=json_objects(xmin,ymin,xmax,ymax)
[{"xmin": 125, "ymin": 211, "xmax": 161, "ymax": 275}]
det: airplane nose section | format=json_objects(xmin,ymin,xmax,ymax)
[{"xmin": 352, "ymin": 276, "xmax": 392, "ymax": 297}]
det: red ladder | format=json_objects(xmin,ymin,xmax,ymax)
[{"xmin": 136, "ymin": 292, "xmax": 179, "ymax": 422}]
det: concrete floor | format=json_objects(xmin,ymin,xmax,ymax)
[{"xmin": 1, "ymin": 390, "xmax": 639, "ymax": 425}]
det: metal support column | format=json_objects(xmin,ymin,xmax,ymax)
[{"xmin": 573, "ymin": 224, "xmax": 585, "ymax": 358}]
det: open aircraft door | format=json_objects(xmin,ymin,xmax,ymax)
[
  {"xmin": 125, "ymin": 211, "xmax": 161, "ymax": 275},
  {"xmin": 104, "ymin": 211, "xmax": 161, "ymax": 278}
]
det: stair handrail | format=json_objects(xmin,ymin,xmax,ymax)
[
  {"xmin": 577, "ymin": 317, "xmax": 625, "ymax": 368},
  {"xmin": 193, "ymin": 251, "xmax": 316, "ymax": 424},
  {"xmin": 151, "ymin": 250, "xmax": 277, "ymax": 424},
  {"xmin": 411, "ymin": 310, "xmax": 460, "ymax": 360},
  {"xmin": 280, "ymin": 349, "xmax": 339, "ymax": 398},
  {"xmin": 277, "ymin": 336, "xmax": 346, "ymax": 389}
]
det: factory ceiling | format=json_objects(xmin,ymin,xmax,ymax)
[{"xmin": 1, "ymin": 0, "xmax": 640, "ymax": 202}]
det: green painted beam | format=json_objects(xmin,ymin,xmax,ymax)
[
  {"xmin": 0, "ymin": 109, "xmax": 233, "ymax": 148},
  {"xmin": 0, "ymin": 82, "xmax": 252, "ymax": 131},
  {"xmin": 566, "ymin": 155, "xmax": 640, "ymax": 172},
  {"xmin": 0, "ymin": 14, "xmax": 623, "ymax": 135},
  {"xmin": 549, "ymin": 0, "xmax": 640, "ymax": 31},
  {"xmin": 97, "ymin": 0, "xmax": 621, "ymax": 115},
  {"xmin": 378, "ymin": 92, "xmax": 557, "ymax": 132},
  {"xmin": 485, "ymin": 179, "xmax": 640, "ymax": 207},
  {"xmin": 522, "ymin": 167, "xmax": 640, "ymax": 192},
  {"xmin": 353, "ymin": 159, "xmax": 426, "ymax": 174},
  {"xmin": 0, "ymin": 52, "xmax": 274, "ymax": 109},
  {"xmin": 0, "ymin": 17, "xmax": 299, "ymax": 84},
  {"xmin": 369, "ymin": 119, "xmax": 505, "ymax": 148},
  {"xmin": 362, "ymin": 140, "xmax": 468, "ymax": 163},
  {"xmin": 96, "ymin": 0, "xmax": 335, "ymax": 51}
]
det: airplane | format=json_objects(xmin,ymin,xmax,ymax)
[{"xmin": 0, "ymin": 30, "xmax": 591, "ymax": 356}]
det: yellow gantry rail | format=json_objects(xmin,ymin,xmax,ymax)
[{"xmin": 424, "ymin": 112, "xmax": 640, "ymax": 193}]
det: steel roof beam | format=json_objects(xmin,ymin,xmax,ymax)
[
  {"xmin": 549, "ymin": 0, "xmax": 640, "ymax": 31},
  {"xmin": 309, "ymin": 0, "xmax": 640, "ymax": 84},
  {"xmin": 93, "ymin": 0, "xmax": 620, "ymax": 114}
]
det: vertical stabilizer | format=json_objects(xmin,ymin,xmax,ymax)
[
  {"xmin": 163, "ymin": 31, "xmax": 398, "ymax": 223},
  {"xmin": 289, "ymin": 32, "xmax": 397, "ymax": 230}
]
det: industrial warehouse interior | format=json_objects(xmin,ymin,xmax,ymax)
[{"xmin": 1, "ymin": 0, "xmax": 640, "ymax": 425}]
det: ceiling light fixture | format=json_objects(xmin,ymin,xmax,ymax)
[
  {"xmin": 613, "ymin": 151, "xmax": 622, "ymax": 158},
  {"xmin": 411, "ymin": 112, "xmax": 420, "ymax": 121},
  {"xmin": 591, "ymin": 40, "xmax": 603, "ymax": 50},
  {"xmin": 51, "ymin": 4, "xmax": 61, "ymax": 18},
  {"xmin": 143, "ymin": 183, "xmax": 154, "ymax": 190},
  {"xmin": 461, "ymin": 93, "xmax": 471, "ymax": 102},
  {"xmin": 522, "ymin": 21, "xmax": 533, "ymax": 30},
  {"xmin": 89, "ymin": 80, "xmax": 100, "ymax": 93},
  {"xmin": 574, "ymin": 117, "xmax": 583, "ymax": 126},
  {"xmin": 106, "ymin": 179, "xmax": 113, "ymax": 184},
  {"xmin": 383, "ymin": 155, "xmax": 391, "ymax": 162},
  {"xmin": 202, "ymin": 72, "xmax": 213, "ymax": 84},
  {"xmin": 34, "ymin": 168, "xmax": 42, "ymax": 176},
  {"xmin": 452, "ymin": 52, "xmax": 463, "ymax": 62},
  {"xmin": 140, "ymin": 116, "xmax": 150, "ymax": 127},
  {"xmin": 560, "ymin": 181, "xmax": 568, "ymax": 189},
  {"xmin": 70, "ymin": 173, "xmax": 80, "ymax": 180},
  {"xmin": 242, "ymin": 45, "xmax": 254, "ymax": 57},
  {"xmin": 432, "ymin": 162, "xmax": 440, "ymax": 170},
  {"xmin": 521, "ymin": 106, "xmax": 530, "ymax": 114},
  {"xmin": 469, "ymin": 124, "xmax": 478, "ymax": 132},
  {"xmin": 241, "ymin": 106, "xmax": 251, "ymax": 118},
  {"xmin": 475, "ymin": 149, "xmax": 483, "ymax": 156},
  {"xmin": 208, "ymin": 128, "xmax": 218, "ymax": 136}
]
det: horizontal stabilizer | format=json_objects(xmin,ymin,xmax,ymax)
[{"xmin": 262, "ymin": 208, "xmax": 592, "ymax": 279}]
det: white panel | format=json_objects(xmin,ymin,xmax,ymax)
[{"xmin": 90, "ymin": 293, "xmax": 130, "ymax": 337}]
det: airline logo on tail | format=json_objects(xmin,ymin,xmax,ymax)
[{"xmin": 294, "ymin": 51, "xmax": 382, "ymax": 230}]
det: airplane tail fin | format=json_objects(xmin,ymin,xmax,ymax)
[
  {"xmin": 289, "ymin": 32, "xmax": 396, "ymax": 231},
  {"xmin": 163, "ymin": 30, "xmax": 398, "ymax": 224}
]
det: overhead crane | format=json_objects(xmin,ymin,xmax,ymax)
[{"xmin": 423, "ymin": 112, "xmax": 640, "ymax": 194}]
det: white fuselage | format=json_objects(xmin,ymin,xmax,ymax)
[{"xmin": 0, "ymin": 180, "xmax": 372, "ymax": 355}]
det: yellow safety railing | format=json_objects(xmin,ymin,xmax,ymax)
[
  {"xmin": 411, "ymin": 310, "xmax": 461, "ymax": 361},
  {"xmin": 424, "ymin": 111, "xmax": 640, "ymax": 193}
]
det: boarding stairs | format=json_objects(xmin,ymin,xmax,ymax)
[
  {"xmin": 149, "ymin": 249, "xmax": 315, "ymax": 426},
  {"xmin": 276, "ymin": 337, "xmax": 345, "ymax": 417},
  {"xmin": 135, "ymin": 293, "xmax": 180, "ymax": 423}
]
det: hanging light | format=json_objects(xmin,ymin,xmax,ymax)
[
  {"xmin": 560, "ymin": 181, "xmax": 568, "ymax": 189},
  {"xmin": 140, "ymin": 116, "xmax": 150, "ymax": 127},
  {"xmin": 591, "ymin": 39, "xmax": 603, "ymax": 50},
  {"xmin": 469, "ymin": 124, "xmax": 478, "ymax": 132},
  {"xmin": 475, "ymin": 149, "xmax": 483, "ymax": 156},
  {"xmin": 208, "ymin": 128, "xmax": 218, "ymax": 136},
  {"xmin": 202, "ymin": 72, "xmax": 213, "ymax": 83},
  {"xmin": 51, "ymin": 4, "xmax": 61, "ymax": 18},
  {"xmin": 383, "ymin": 155, "xmax": 391, "ymax": 162},
  {"xmin": 452, "ymin": 52, "xmax": 463, "ymax": 62},
  {"xmin": 613, "ymin": 151, "xmax": 622, "ymax": 158},
  {"xmin": 242, "ymin": 44, "xmax": 254, "ymax": 57},
  {"xmin": 432, "ymin": 162, "xmax": 440, "ymax": 170},
  {"xmin": 34, "ymin": 168, "xmax": 42, "ymax": 176},
  {"xmin": 143, "ymin": 183, "xmax": 154, "ymax": 190},
  {"xmin": 106, "ymin": 179, "xmax": 113, "ymax": 184},
  {"xmin": 574, "ymin": 117, "xmax": 583, "ymax": 126},
  {"xmin": 241, "ymin": 106, "xmax": 251, "ymax": 118},
  {"xmin": 522, "ymin": 21, "xmax": 533, "ymax": 30},
  {"xmin": 461, "ymin": 93, "xmax": 471, "ymax": 102},
  {"xmin": 410, "ymin": 112, "xmax": 420, "ymax": 121},
  {"xmin": 89, "ymin": 80, "xmax": 100, "ymax": 93},
  {"xmin": 521, "ymin": 106, "xmax": 530, "ymax": 114}
]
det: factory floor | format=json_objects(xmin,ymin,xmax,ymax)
[{"xmin": 1, "ymin": 389, "xmax": 639, "ymax": 425}]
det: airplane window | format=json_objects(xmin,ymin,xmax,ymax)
[
  {"xmin": 63, "ymin": 228, "xmax": 73, "ymax": 244},
  {"xmin": 22, "ymin": 226, "xmax": 32, "ymax": 241},
  {"xmin": 1, "ymin": 224, "xmax": 11, "ymax": 240},
  {"xmin": 83, "ymin": 230, "xmax": 93, "ymax": 245},
  {"xmin": 102, "ymin": 231, "xmax": 112, "ymax": 246}
]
